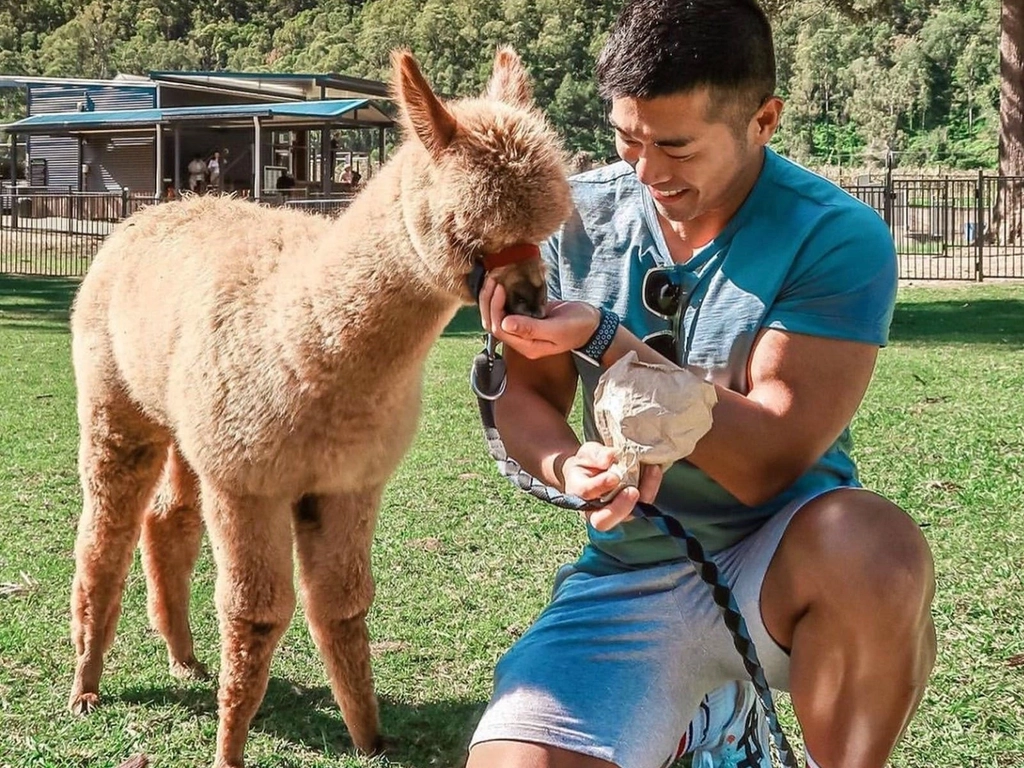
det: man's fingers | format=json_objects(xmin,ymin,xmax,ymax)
[
  {"xmin": 587, "ymin": 486, "xmax": 640, "ymax": 532},
  {"xmin": 638, "ymin": 464, "xmax": 664, "ymax": 504},
  {"xmin": 478, "ymin": 277, "xmax": 496, "ymax": 330},
  {"xmin": 575, "ymin": 442, "xmax": 619, "ymax": 469},
  {"xmin": 501, "ymin": 313, "xmax": 535, "ymax": 337},
  {"xmin": 568, "ymin": 469, "xmax": 621, "ymax": 500},
  {"xmin": 488, "ymin": 282, "xmax": 507, "ymax": 335}
]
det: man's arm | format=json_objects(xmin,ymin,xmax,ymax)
[
  {"xmin": 603, "ymin": 326, "xmax": 878, "ymax": 506},
  {"xmin": 492, "ymin": 346, "xmax": 579, "ymax": 489},
  {"xmin": 687, "ymin": 329, "xmax": 878, "ymax": 505},
  {"xmin": 485, "ymin": 282, "xmax": 879, "ymax": 511}
]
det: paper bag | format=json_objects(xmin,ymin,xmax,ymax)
[{"xmin": 593, "ymin": 350, "xmax": 717, "ymax": 493}]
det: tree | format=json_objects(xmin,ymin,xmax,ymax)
[
  {"xmin": 996, "ymin": 0, "xmax": 1024, "ymax": 241},
  {"xmin": 999, "ymin": 0, "xmax": 1024, "ymax": 176}
]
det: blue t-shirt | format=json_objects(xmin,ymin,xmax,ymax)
[{"xmin": 543, "ymin": 148, "xmax": 897, "ymax": 567}]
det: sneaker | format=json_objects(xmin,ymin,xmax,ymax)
[{"xmin": 684, "ymin": 680, "xmax": 772, "ymax": 768}]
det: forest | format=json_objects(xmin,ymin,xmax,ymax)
[{"xmin": 0, "ymin": 0, "xmax": 1011, "ymax": 172}]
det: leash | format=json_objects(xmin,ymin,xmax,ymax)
[{"xmin": 469, "ymin": 329, "xmax": 798, "ymax": 768}]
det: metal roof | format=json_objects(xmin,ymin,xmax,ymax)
[
  {"xmin": 0, "ymin": 74, "xmax": 156, "ymax": 90},
  {"xmin": 0, "ymin": 71, "xmax": 391, "ymax": 100},
  {"xmin": 2, "ymin": 98, "xmax": 394, "ymax": 135},
  {"xmin": 148, "ymin": 71, "xmax": 392, "ymax": 100}
]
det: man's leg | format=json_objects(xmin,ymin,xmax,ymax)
[
  {"xmin": 467, "ymin": 562, "xmax": 735, "ymax": 768},
  {"xmin": 468, "ymin": 742, "xmax": 615, "ymax": 768},
  {"xmin": 760, "ymin": 488, "xmax": 936, "ymax": 768}
]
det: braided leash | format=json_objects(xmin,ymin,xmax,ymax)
[{"xmin": 471, "ymin": 338, "xmax": 798, "ymax": 768}]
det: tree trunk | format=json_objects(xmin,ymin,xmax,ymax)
[
  {"xmin": 1000, "ymin": 0, "xmax": 1024, "ymax": 175},
  {"xmin": 997, "ymin": 0, "xmax": 1024, "ymax": 243}
]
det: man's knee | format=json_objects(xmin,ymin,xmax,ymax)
[
  {"xmin": 784, "ymin": 489, "xmax": 935, "ymax": 617},
  {"xmin": 468, "ymin": 741, "xmax": 617, "ymax": 768}
]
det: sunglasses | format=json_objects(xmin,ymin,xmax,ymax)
[{"xmin": 640, "ymin": 267, "xmax": 698, "ymax": 363}]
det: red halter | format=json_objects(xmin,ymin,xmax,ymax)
[{"xmin": 480, "ymin": 243, "xmax": 541, "ymax": 271}]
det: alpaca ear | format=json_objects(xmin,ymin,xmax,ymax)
[
  {"xmin": 391, "ymin": 49, "xmax": 457, "ymax": 159},
  {"xmin": 485, "ymin": 46, "xmax": 534, "ymax": 109}
]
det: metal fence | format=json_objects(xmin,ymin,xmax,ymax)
[
  {"xmin": 844, "ymin": 172, "xmax": 1024, "ymax": 280},
  {"xmin": 0, "ymin": 189, "xmax": 356, "ymax": 277},
  {"xmin": 2, "ymin": 177, "xmax": 1024, "ymax": 280},
  {"xmin": 0, "ymin": 189, "xmax": 154, "ymax": 277}
]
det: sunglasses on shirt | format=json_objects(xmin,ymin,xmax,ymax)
[{"xmin": 640, "ymin": 266, "xmax": 697, "ymax": 363}]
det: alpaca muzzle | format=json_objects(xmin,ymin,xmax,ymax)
[{"xmin": 467, "ymin": 243, "xmax": 544, "ymax": 314}]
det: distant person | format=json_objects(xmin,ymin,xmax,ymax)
[
  {"xmin": 207, "ymin": 152, "xmax": 222, "ymax": 193},
  {"xmin": 350, "ymin": 168, "xmax": 362, "ymax": 186},
  {"xmin": 187, "ymin": 155, "xmax": 206, "ymax": 193}
]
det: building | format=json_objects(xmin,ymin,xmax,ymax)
[{"xmin": 0, "ymin": 71, "xmax": 395, "ymax": 201}]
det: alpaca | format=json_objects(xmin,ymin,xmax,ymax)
[{"xmin": 67, "ymin": 47, "xmax": 571, "ymax": 768}]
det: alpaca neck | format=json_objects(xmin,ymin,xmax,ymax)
[{"xmin": 295, "ymin": 149, "xmax": 464, "ymax": 375}]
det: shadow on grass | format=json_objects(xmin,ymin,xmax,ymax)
[
  {"xmin": 443, "ymin": 305, "xmax": 484, "ymax": 338},
  {"xmin": 0, "ymin": 274, "xmax": 79, "ymax": 325},
  {"xmin": 889, "ymin": 298, "xmax": 1024, "ymax": 346},
  {"xmin": 118, "ymin": 677, "xmax": 483, "ymax": 767}
]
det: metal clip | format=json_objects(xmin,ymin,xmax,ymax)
[{"xmin": 470, "ymin": 334, "xmax": 507, "ymax": 401}]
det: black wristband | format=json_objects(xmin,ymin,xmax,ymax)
[{"xmin": 574, "ymin": 306, "xmax": 620, "ymax": 365}]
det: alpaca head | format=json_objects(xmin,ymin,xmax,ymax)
[{"xmin": 392, "ymin": 47, "xmax": 572, "ymax": 317}]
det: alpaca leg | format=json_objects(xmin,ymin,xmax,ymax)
[
  {"xmin": 69, "ymin": 400, "xmax": 168, "ymax": 714},
  {"xmin": 202, "ymin": 484, "xmax": 295, "ymax": 768},
  {"xmin": 141, "ymin": 443, "xmax": 208, "ymax": 680},
  {"xmin": 293, "ymin": 490, "xmax": 383, "ymax": 755}
]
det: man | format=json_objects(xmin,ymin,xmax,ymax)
[
  {"xmin": 187, "ymin": 154, "xmax": 207, "ymax": 193},
  {"xmin": 207, "ymin": 151, "xmax": 223, "ymax": 193},
  {"xmin": 468, "ymin": 1, "xmax": 936, "ymax": 767}
]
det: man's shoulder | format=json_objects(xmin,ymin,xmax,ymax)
[
  {"xmin": 568, "ymin": 161, "xmax": 641, "ymax": 203},
  {"xmin": 555, "ymin": 161, "xmax": 646, "ymax": 240},
  {"xmin": 762, "ymin": 150, "xmax": 888, "ymax": 234}
]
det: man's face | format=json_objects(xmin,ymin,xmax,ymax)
[{"xmin": 610, "ymin": 88, "xmax": 773, "ymax": 225}]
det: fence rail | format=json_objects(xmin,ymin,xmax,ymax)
[
  {"xmin": 0, "ymin": 189, "xmax": 356, "ymax": 277},
  {"xmin": 2, "ymin": 177, "xmax": 1023, "ymax": 280},
  {"xmin": 843, "ymin": 171, "xmax": 1024, "ymax": 280}
]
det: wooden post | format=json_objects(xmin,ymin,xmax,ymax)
[
  {"xmin": 154, "ymin": 123, "xmax": 164, "ymax": 201},
  {"xmin": 253, "ymin": 116, "xmax": 262, "ymax": 200},
  {"xmin": 173, "ymin": 126, "xmax": 182, "ymax": 195},
  {"xmin": 320, "ymin": 124, "xmax": 331, "ymax": 196}
]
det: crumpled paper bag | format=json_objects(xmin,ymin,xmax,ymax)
[{"xmin": 593, "ymin": 350, "xmax": 718, "ymax": 496}]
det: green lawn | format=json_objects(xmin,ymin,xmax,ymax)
[{"xmin": 0, "ymin": 275, "xmax": 1022, "ymax": 768}]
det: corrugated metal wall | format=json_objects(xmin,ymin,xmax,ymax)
[
  {"xmin": 27, "ymin": 85, "xmax": 155, "ymax": 191},
  {"xmin": 82, "ymin": 135, "xmax": 155, "ymax": 193}
]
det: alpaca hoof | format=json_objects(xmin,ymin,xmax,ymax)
[
  {"xmin": 360, "ymin": 734, "xmax": 389, "ymax": 757},
  {"xmin": 70, "ymin": 692, "xmax": 100, "ymax": 715},
  {"xmin": 170, "ymin": 657, "xmax": 210, "ymax": 681}
]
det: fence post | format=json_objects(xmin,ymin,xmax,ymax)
[
  {"xmin": 975, "ymin": 169, "xmax": 984, "ymax": 282},
  {"xmin": 8, "ymin": 133, "xmax": 17, "ymax": 231},
  {"xmin": 121, "ymin": 187, "xmax": 129, "ymax": 220},
  {"xmin": 883, "ymin": 160, "xmax": 894, "ymax": 228}
]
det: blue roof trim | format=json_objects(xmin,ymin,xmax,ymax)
[{"xmin": 3, "ymin": 98, "xmax": 371, "ymax": 132}]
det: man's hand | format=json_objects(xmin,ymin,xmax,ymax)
[
  {"xmin": 479, "ymin": 276, "xmax": 600, "ymax": 359},
  {"xmin": 562, "ymin": 442, "xmax": 664, "ymax": 531}
]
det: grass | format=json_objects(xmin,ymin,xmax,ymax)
[{"xmin": 0, "ymin": 275, "xmax": 1022, "ymax": 767}]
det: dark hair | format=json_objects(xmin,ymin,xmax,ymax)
[{"xmin": 597, "ymin": 0, "xmax": 776, "ymax": 116}]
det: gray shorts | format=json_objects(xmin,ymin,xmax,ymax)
[{"xmin": 470, "ymin": 492, "xmax": 825, "ymax": 768}]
